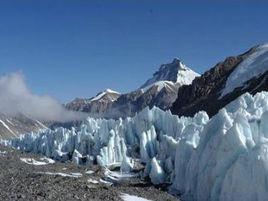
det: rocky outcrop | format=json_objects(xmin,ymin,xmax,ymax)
[{"xmin": 107, "ymin": 82, "xmax": 179, "ymax": 118}]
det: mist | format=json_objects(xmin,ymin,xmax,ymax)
[{"xmin": 0, "ymin": 72, "xmax": 88, "ymax": 122}]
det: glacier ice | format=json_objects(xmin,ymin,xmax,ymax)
[
  {"xmin": 3, "ymin": 92, "xmax": 268, "ymax": 201},
  {"xmin": 149, "ymin": 157, "xmax": 166, "ymax": 185},
  {"xmin": 172, "ymin": 92, "xmax": 268, "ymax": 201},
  {"xmin": 5, "ymin": 106, "xmax": 206, "ymax": 168}
]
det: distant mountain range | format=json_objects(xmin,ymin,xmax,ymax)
[
  {"xmin": 66, "ymin": 58, "xmax": 199, "ymax": 118},
  {"xmin": 1, "ymin": 43, "xmax": 268, "ymax": 139}
]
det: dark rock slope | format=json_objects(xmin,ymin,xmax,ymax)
[{"xmin": 171, "ymin": 44, "xmax": 268, "ymax": 117}]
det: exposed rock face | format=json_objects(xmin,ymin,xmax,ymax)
[
  {"xmin": 66, "ymin": 59, "xmax": 199, "ymax": 119},
  {"xmin": 171, "ymin": 44, "xmax": 268, "ymax": 117},
  {"xmin": 108, "ymin": 82, "xmax": 179, "ymax": 118},
  {"xmin": 65, "ymin": 89, "xmax": 121, "ymax": 116},
  {"xmin": 0, "ymin": 113, "xmax": 47, "ymax": 139}
]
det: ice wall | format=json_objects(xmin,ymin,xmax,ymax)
[
  {"xmin": 3, "ymin": 92, "xmax": 268, "ymax": 201},
  {"xmin": 173, "ymin": 92, "xmax": 268, "ymax": 201}
]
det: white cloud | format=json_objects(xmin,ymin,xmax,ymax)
[{"xmin": 0, "ymin": 72, "xmax": 87, "ymax": 122}]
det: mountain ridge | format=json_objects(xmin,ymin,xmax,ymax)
[
  {"xmin": 66, "ymin": 58, "xmax": 199, "ymax": 118},
  {"xmin": 171, "ymin": 43, "xmax": 268, "ymax": 117}
]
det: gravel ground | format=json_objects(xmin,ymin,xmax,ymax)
[{"xmin": 0, "ymin": 145, "xmax": 180, "ymax": 201}]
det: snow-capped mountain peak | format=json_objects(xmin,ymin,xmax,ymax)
[
  {"xmin": 90, "ymin": 88, "xmax": 120, "ymax": 102},
  {"xmin": 66, "ymin": 58, "xmax": 199, "ymax": 118},
  {"xmin": 65, "ymin": 88, "xmax": 121, "ymax": 114},
  {"xmin": 140, "ymin": 58, "xmax": 199, "ymax": 89}
]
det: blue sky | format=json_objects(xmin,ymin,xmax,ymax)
[{"xmin": 0, "ymin": 0, "xmax": 267, "ymax": 102}]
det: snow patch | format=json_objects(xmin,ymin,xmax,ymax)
[
  {"xmin": 120, "ymin": 193, "xmax": 152, "ymax": 201},
  {"xmin": 0, "ymin": 150, "xmax": 7, "ymax": 156},
  {"xmin": 20, "ymin": 157, "xmax": 55, "ymax": 165},
  {"xmin": 85, "ymin": 170, "xmax": 94, "ymax": 175},
  {"xmin": 88, "ymin": 178, "xmax": 99, "ymax": 184},
  {"xmin": 36, "ymin": 171, "xmax": 82, "ymax": 178}
]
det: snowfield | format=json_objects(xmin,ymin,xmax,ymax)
[
  {"xmin": 221, "ymin": 43, "xmax": 268, "ymax": 97},
  {"xmin": 3, "ymin": 92, "xmax": 268, "ymax": 201}
]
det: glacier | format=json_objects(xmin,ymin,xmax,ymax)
[{"xmin": 3, "ymin": 92, "xmax": 268, "ymax": 201}]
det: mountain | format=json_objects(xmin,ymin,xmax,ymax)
[
  {"xmin": 140, "ymin": 58, "xmax": 198, "ymax": 89},
  {"xmin": 0, "ymin": 113, "xmax": 47, "ymax": 139},
  {"xmin": 171, "ymin": 43, "xmax": 268, "ymax": 117},
  {"xmin": 66, "ymin": 58, "xmax": 199, "ymax": 118},
  {"xmin": 65, "ymin": 89, "xmax": 121, "ymax": 116}
]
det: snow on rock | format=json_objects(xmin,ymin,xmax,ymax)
[
  {"xmin": 99, "ymin": 178, "xmax": 113, "ymax": 186},
  {"xmin": 140, "ymin": 80, "xmax": 175, "ymax": 93},
  {"xmin": 120, "ymin": 193, "xmax": 152, "ymax": 201},
  {"xmin": 140, "ymin": 58, "xmax": 199, "ymax": 89},
  {"xmin": 102, "ymin": 166, "xmax": 138, "ymax": 185},
  {"xmin": 221, "ymin": 43, "xmax": 268, "ymax": 97},
  {"xmin": 36, "ymin": 171, "xmax": 82, "ymax": 178},
  {"xmin": 88, "ymin": 178, "xmax": 99, "ymax": 184},
  {"xmin": 85, "ymin": 170, "xmax": 94, "ymax": 175},
  {"xmin": 20, "ymin": 157, "xmax": 55, "ymax": 165},
  {"xmin": 0, "ymin": 150, "xmax": 7, "ymax": 156},
  {"xmin": 4, "ymin": 92, "xmax": 268, "ymax": 201},
  {"xmin": 90, "ymin": 88, "xmax": 120, "ymax": 102}
]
